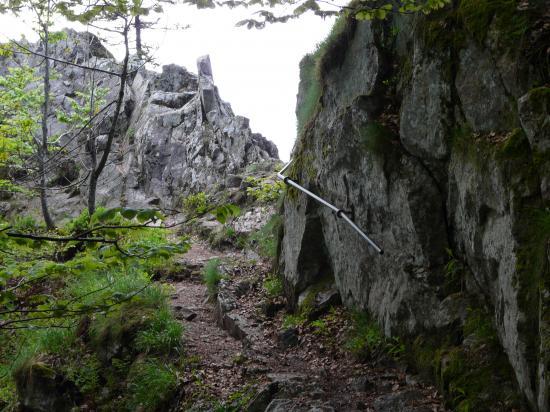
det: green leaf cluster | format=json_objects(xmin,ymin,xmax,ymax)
[
  {"xmin": 183, "ymin": 191, "xmax": 209, "ymax": 215},
  {"xmin": 0, "ymin": 67, "xmax": 42, "ymax": 169},
  {"xmin": 0, "ymin": 208, "xmax": 188, "ymax": 408},
  {"xmin": 57, "ymin": 0, "xmax": 170, "ymax": 25},
  {"xmin": 244, "ymin": 176, "xmax": 284, "ymax": 203},
  {"xmin": 213, "ymin": 0, "xmax": 452, "ymax": 29},
  {"xmin": 93, "ymin": 206, "xmax": 164, "ymax": 224},
  {"xmin": 213, "ymin": 204, "xmax": 241, "ymax": 224},
  {"xmin": 56, "ymin": 87, "xmax": 109, "ymax": 128}
]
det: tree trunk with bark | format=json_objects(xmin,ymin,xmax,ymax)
[
  {"xmin": 87, "ymin": 25, "xmax": 130, "ymax": 216},
  {"xmin": 39, "ymin": 8, "xmax": 55, "ymax": 230},
  {"xmin": 135, "ymin": 14, "xmax": 143, "ymax": 59}
]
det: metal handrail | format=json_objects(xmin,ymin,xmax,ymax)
[{"xmin": 277, "ymin": 160, "xmax": 383, "ymax": 255}]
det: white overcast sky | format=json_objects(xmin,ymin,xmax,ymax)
[{"xmin": 0, "ymin": 4, "xmax": 339, "ymax": 160}]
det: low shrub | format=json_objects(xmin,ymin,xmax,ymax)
[
  {"xmin": 345, "ymin": 311, "xmax": 404, "ymax": 361},
  {"xmin": 0, "ymin": 209, "xmax": 186, "ymax": 409},
  {"xmin": 244, "ymin": 177, "xmax": 285, "ymax": 203},
  {"xmin": 183, "ymin": 192, "xmax": 209, "ymax": 215}
]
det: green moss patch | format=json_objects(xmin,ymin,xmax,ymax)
[
  {"xmin": 527, "ymin": 86, "xmax": 550, "ymax": 112},
  {"xmin": 283, "ymin": 275, "xmax": 335, "ymax": 328},
  {"xmin": 296, "ymin": 54, "xmax": 322, "ymax": 136},
  {"xmin": 359, "ymin": 122, "xmax": 394, "ymax": 156},
  {"xmin": 420, "ymin": 0, "xmax": 532, "ymax": 50},
  {"xmin": 406, "ymin": 306, "xmax": 520, "ymax": 411},
  {"xmin": 250, "ymin": 214, "xmax": 283, "ymax": 260},
  {"xmin": 458, "ymin": 0, "xmax": 528, "ymax": 45},
  {"xmin": 295, "ymin": 13, "xmax": 353, "ymax": 134}
]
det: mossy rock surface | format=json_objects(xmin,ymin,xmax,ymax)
[
  {"xmin": 14, "ymin": 360, "xmax": 80, "ymax": 412},
  {"xmin": 285, "ymin": 1, "xmax": 548, "ymax": 409},
  {"xmin": 90, "ymin": 302, "xmax": 158, "ymax": 363}
]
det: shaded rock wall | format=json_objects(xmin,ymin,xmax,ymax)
[
  {"xmin": 280, "ymin": 3, "xmax": 548, "ymax": 410},
  {"xmin": 0, "ymin": 30, "xmax": 278, "ymax": 219}
]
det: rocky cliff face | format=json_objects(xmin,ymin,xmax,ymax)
[
  {"xmin": 280, "ymin": 3, "xmax": 548, "ymax": 411},
  {"xmin": 0, "ymin": 30, "xmax": 278, "ymax": 218}
]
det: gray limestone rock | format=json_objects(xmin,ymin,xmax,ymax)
[
  {"xmin": 281, "ymin": 14, "xmax": 548, "ymax": 411},
  {"xmin": 298, "ymin": 285, "xmax": 341, "ymax": 320},
  {"xmin": 245, "ymin": 382, "xmax": 279, "ymax": 412},
  {"xmin": 233, "ymin": 206, "xmax": 276, "ymax": 236},
  {"xmin": 3, "ymin": 31, "xmax": 278, "ymax": 220},
  {"xmin": 173, "ymin": 305, "xmax": 198, "ymax": 321},
  {"xmin": 373, "ymin": 390, "xmax": 432, "ymax": 412},
  {"xmin": 149, "ymin": 90, "xmax": 195, "ymax": 108},
  {"xmin": 265, "ymin": 399, "xmax": 296, "ymax": 412},
  {"xmin": 518, "ymin": 89, "xmax": 550, "ymax": 153},
  {"xmin": 455, "ymin": 42, "xmax": 517, "ymax": 133},
  {"xmin": 14, "ymin": 362, "xmax": 79, "ymax": 412},
  {"xmin": 277, "ymin": 328, "xmax": 299, "ymax": 348},
  {"xmin": 226, "ymin": 174, "xmax": 243, "ymax": 188},
  {"xmin": 400, "ymin": 42, "xmax": 452, "ymax": 162}
]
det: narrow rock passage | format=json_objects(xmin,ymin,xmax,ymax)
[{"xmin": 167, "ymin": 241, "xmax": 446, "ymax": 412}]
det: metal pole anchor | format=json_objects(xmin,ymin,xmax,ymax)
[{"xmin": 276, "ymin": 160, "xmax": 383, "ymax": 255}]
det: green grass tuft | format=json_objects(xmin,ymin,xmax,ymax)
[
  {"xmin": 126, "ymin": 359, "xmax": 178, "ymax": 411},
  {"xmin": 295, "ymin": 14, "xmax": 351, "ymax": 135},
  {"xmin": 248, "ymin": 214, "xmax": 283, "ymax": 259},
  {"xmin": 135, "ymin": 307, "xmax": 183, "ymax": 354},
  {"xmin": 359, "ymin": 122, "xmax": 394, "ymax": 155},
  {"xmin": 202, "ymin": 258, "xmax": 224, "ymax": 298},
  {"xmin": 282, "ymin": 312, "xmax": 308, "ymax": 329},
  {"xmin": 345, "ymin": 311, "xmax": 404, "ymax": 361},
  {"xmin": 263, "ymin": 274, "xmax": 283, "ymax": 298}
]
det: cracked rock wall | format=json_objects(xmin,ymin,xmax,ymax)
[{"xmin": 280, "ymin": 4, "xmax": 548, "ymax": 410}]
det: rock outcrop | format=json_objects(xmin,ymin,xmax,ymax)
[
  {"xmin": 280, "ymin": 3, "xmax": 548, "ymax": 411},
  {"xmin": 0, "ymin": 30, "xmax": 278, "ymax": 219}
]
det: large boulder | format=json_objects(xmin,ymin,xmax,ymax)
[{"xmin": 281, "ymin": 5, "xmax": 548, "ymax": 411}]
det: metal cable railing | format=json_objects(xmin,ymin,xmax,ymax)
[{"xmin": 277, "ymin": 160, "xmax": 384, "ymax": 255}]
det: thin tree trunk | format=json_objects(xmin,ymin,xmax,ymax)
[
  {"xmin": 38, "ymin": 150, "xmax": 54, "ymax": 229},
  {"xmin": 88, "ymin": 26, "xmax": 130, "ymax": 216},
  {"xmin": 87, "ymin": 124, "xmax": 97, "ymax": 216},
  {"xmin": 135, "ymin": 14, "xmax": 143, "ymax": 59},
  {"xmin": 39, "ymin": 4, "xmax": 55, "ymax": 230},
  {"xmin": 86, "ymin": 69, "xmax": 97, "ymax": 216}
]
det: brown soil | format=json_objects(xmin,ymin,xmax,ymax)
[{"xmin": 167, "ymin": 241, "xmax": 446, "ymax": 412}]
